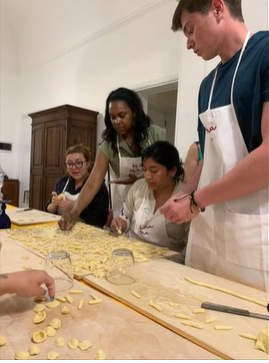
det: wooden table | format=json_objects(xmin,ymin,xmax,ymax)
[
  {"xmin": 0, "ymin": 228, "xmax": 219, "ymax": 360},
  {"xmin": 83, "ymin": 258, "xmax": 269, "ymax": 360}
]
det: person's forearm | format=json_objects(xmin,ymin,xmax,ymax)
[
  {"xmin": 180, "ymin": 162, "xmax": 203, "ymax": 194},
  {"xmin": 47, "ymin": 203, "xmax": 57, "ymax": 213},
  {"xmin": 195, "ymin": 145, "xmax": 268, "ymax": 208},
  {"xmin": 0, "ymin": 273, "xmax": 10, "ymax": 295}
]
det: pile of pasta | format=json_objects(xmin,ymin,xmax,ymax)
[{"xmin": 6, "ymin": 223, "xmax": 170, "ymax": 278}]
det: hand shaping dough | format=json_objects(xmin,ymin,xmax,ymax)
[
  {"xmin": 184, "ymin": 277, "xmax": 267, "ymax": 307},
  {"xmin": 14, "ymin": 351, "xmax": 30, "ymax": 360},
  {"xmin": 255, "ymin": 326, "xmax": 268, "ymax": 355},
  {"xmin": 95, "ymin": 349, "xmax": 106, "ymax": 360},
  {"xmin": 0, "ymin": 335, "xmax": 7, "ymax": 346},
  {"xmin": 58, "ymin": 193, "xmax": 65, "ymax": 201}
]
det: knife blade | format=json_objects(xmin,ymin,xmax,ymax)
[
  {"xmin": 16, "ymin": 208, "xmax": 33, "ymax": 213},
  {"xmin": 201, "ymin": 301, "xmax": 269, "ymax": 320}
]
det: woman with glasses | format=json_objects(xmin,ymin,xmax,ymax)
[
  {"xmin": 58, "ymin": 87, "xmax": 166, "ymax": 231},
  {"xmin": 46, "ymin": 144, "xmax": 109, "ymax": 228}
]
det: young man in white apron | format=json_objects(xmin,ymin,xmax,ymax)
[{"xmin": 160, "ymin": 0, "xmax": 269, "ymax": 292}]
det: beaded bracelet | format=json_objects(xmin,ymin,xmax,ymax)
[{"xmin": 189, "ymin": 191, "xmax": 205, "ymax": 213}]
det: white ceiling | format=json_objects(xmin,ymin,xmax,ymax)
[{"xmin": 1, "ymin": 0, "xmax": 166, "ymax": 70}]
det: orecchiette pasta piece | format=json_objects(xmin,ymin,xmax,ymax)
[
  {"xmin": 78, "ymin": 340, "xmax": 92, "ymax": 351},
  {"xmin": 14, "ymin": 351, "xmax": 30, "ymax": 360},
  {"xmin": 29, "ymin": 346, "xmax": 40, "ymax": 356},
  {"xmin": 47, "ymin": 351, "xmax": 59, "ymax": 360},
  {"xmin": 33, "ymin": 311, "xmax": 46, "ymax": 324},
  {"xmin": 61, "ymin": 306, "xmax": 70, "ymax": 314},
  {"xmin": 0, "ymin": 335, "xmax": 7, "ymax": 346},
  {"xmin": 46, "ymin": 300, "xmax": 60, "ymax": 309},
  {"xmin": 68, "ymin": 338, "xmax": 79, "ymax": 349},
  {"xmin": 45, "ymin": 326, "xmax": 57, "ymax": 337},
  {"xmin": 32, "ymin": 330, "xmax": 47, "ymax": 343},
  {"xmin": 95, "ymin": 349, "xmax": 106, "ymax": 360},
  {"xmin": 33, "ymin": 304, "xmax": 45, "ymax": 313},
  {"xmin": 49, "ymin": 318, "xmax": 61, "ymax": 329},
  {"xmin": 54, "ymin": 337, "xmax": 65, "ymax": 347}
]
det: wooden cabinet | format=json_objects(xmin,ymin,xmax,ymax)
[
  {"xmin": 2, "ymin": 179, "xmax": 19, "ymax": 207},
  {"xmin": 29, "ymin": 105, "xmax": 98, "ymax": 210}
]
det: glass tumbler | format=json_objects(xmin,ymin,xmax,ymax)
[
  {"xmin": 106, "ymin": 248, "xmax": 135, "ymax": 285},
  {"xmin": 45, "ymin": 250, "xmax": 74, "ymax": 292}
]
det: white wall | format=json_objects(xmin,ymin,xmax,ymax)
[{"xmin": 0, "ymin": 0, "xmax": 21, "ymax": 179}]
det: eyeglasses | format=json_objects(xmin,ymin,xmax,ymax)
[{"xmin": 65, "ymin": 160, "xmax": 86, "ymax": 169}]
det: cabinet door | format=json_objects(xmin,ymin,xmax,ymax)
[
  {"xmin": 67, "ymin": 121, "xmax": 97, "ymax": 163},
  {"xmin": 2, "ymin": 180, "xmax": 19, "ymax": 207},
  {"xmin": 30, "ymin": 174, "xmax": 43, "ymax": 209},
  {"xmin": 43, "ymin": 120, "xmax": 66, "ymax": 208},
  {"xmin": 29, "ymin": 125, "xmax": 44, "ymax": 208}
]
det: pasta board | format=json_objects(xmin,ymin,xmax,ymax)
[
  {"xmin": 0, "ymin": 236, "xmax": 219, "ymax": 360},
  {"xmin": 1, "ymin": 223, "xmax": 178, "ymax": 280},
  {"xmin": 83, "ymin": 258, "xmax": 269, "ymax": 360},
  {"xmin": 6, "ymin": 208, "xmax": 61, "ymax": 225}
]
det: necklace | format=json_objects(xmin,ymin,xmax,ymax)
[{"xmin": 125, "ymin": 138, "xmax": 133, "ymax": 148}]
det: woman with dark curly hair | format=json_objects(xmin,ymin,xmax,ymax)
[
  {"xmin": 59, "ymin": 87, "xmax": 166, "ymax": 231},
  {"xmin": 110, "ymin": 141, "xmax": 190, "ymax": 260}
]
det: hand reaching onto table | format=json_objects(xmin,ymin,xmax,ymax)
[{"xmin": 0, "ymin": 270, "xmax": 55, "ymax": 298}]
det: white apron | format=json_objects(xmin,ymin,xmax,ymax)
[
  {"xmin": 112, "ymin": 137, "xmax": 150, "ymax": 217},
  {"xmin": 185, "ymin": 32, "xmax": 269, "ymax": 292},
  {"xmin": 128, "ymin": 195, "xmax": 170, "ymax": 248}
]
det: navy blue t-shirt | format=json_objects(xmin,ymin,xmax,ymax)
[{"xmin": 198, "ymin": 31, "xmax": 269, "ymax": 155}]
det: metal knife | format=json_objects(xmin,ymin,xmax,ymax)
[
  {"xmin": 16, "ymin": 208, "xmax": 33, "ymax": 213},
  {"xmin": 201, "ymin": 301, "xmax": 269, "ymax": 320}
]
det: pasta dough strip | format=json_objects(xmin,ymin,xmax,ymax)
[{"xmin": 184, "ymin": 277, "xmax": 266, "ymax": 307}]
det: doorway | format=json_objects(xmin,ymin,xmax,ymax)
[{"xmin": 136, "ymin": 82, "xmax": 178, "ymax": 145}]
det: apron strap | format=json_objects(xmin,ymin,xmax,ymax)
[{"xmin": 207, "ymin": 30, "xmax": 251, "ymax": 110}]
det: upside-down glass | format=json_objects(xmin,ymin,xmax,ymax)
[
  {"xmin": 106, "ymin": 248, "xmax": 135, "ymax": 285},
  {"xmin": 45, "ymin": 251, "xmax": 74, "ymax": 292}
]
